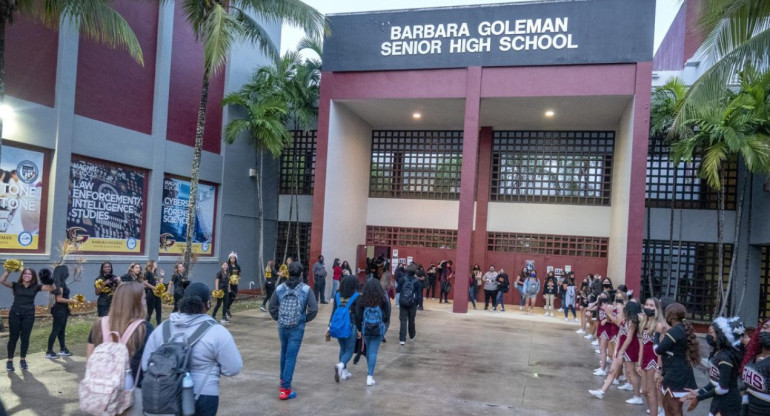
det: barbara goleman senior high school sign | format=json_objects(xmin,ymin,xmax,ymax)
[{"xmin": 322, "ymin": 0, "xmax": 654, "ymax": 72}]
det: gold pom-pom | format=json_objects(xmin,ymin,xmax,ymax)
[
  {"xmin": 212, "ymin": 289, "xmax": 225, "ymax": 299},
  {"xmin": 278, "ymin": 264, "xmax": 288, "ymax": 277},
  {"xmin": 229, "ymin": 274, "xmax": 240, "ymax": 285},
  {"xmin": 153, "ymin": 282, "xmax": 166, "ymax": 298},
  {"xmin": 4, "ymin": 259, "xmax": 23, "ymax": 272},
  {"xmin": 162, "ymin": 292, "xmax": 174, "ymax": 305},
  {"xmin": 94, "ymin": 279, "xmax": 104, "ymax": 289}
]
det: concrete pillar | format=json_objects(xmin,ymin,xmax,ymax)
[{"xmin": 472, "ymin": 127, "xmax": 493, "ymax": 268}]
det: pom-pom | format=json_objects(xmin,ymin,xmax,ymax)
[
  {"xmin": 162, "ymin": 292, "xmax": 174, "ymax": 305},
  {"xmin": 229, "ymin": 274, "xmax": 240, "ymax": 285},
  {"xmin": 4, "ymin": 259, "xmax": 23, "ymax": 272},
  {"xmin": 38, "ymin": 268, "xmax": 54, "ymax": 285},
  {"xmin": 212, "ymin": 289, "xmax": 225, "ymax": 299},
  {"xmin": 153, "ymin": 282, "xmax": 166, "ymax": 298}
]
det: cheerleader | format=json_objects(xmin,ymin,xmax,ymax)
[
  {"xmin": 142, "ymin": 260, "xmax": 164, "ymax": 326},
  {"xmin": 654, "ymin": 303, "xmax": 700, "ymax": 416},
  {"xmin": 167, "ymin": 262, "xmax": 188, "ymax": 313},
  {"xmin": 591, "ymin": 291, "xmax": 613, "ymax": 376},
  {"xmin": 741, "ymin": 318, "xmax": 770, "ymax": 416},
  {"xmin": 681, "ymin": 316, "xmax": 745, "ymax": 415},
  {"xmin": 226, "ymin": 252, "xmax": 241, "ymax": 320},
  {"xmin": 46, "ymin": 265, "xmax": 79, "ymax": 359},
  {"xmin": 638, "ymin": 297, "xmax": 666, "ymax": 416},
  {"xmin": 94, "ymin": 262, "xmax": 118, "ymax": 317},
  {"xmin": 262, "ymin": 260, "xmax": 277, "ymax": 312},
  {"xmin": 121, "ymin": 263, "xmax": 142, "ymax": 283},
  {"xmin": 211, "ymin": 261, "xmax": 229, "ymax": 322}
]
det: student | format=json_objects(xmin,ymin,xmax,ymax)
[
  {"xmin": 46, "ymin": 265, "xmax": 79, "ymax": 359},
  {"xmin": 415, "ymin": 267, "xmax": 426, "ymax": 311},
  {"xmin": 523, "ymin": 272, "xmax": 540, "ymax": 315},
  {"xmin": 312, "ymin": 255, "xmax": 328, "ymax": 304},
  {"xmin": 681, "ymin": 316, "xmax": 745, "ymax": 416},
  {"xmin": 167, "ymin": 263, "xmax": 188, "ymax": 313},
  {"xmin": 591, "ymin": 291, "xmax": 613, "ymax": 376},
  {"xmin": 327, "ymin": 275, "xmax": 359, "ymax": 382},
  {"xmin": 262, "ymin": 260, "xmax": 278, "ymax": 312},
  {"xmin": 543, "ymin": 271, "xmax": 558, "ymax": 317},
  {"xmin": 469, "ymin": 264, "xmax": 481, "ymax": 310},
  {"xmin": 226, "ymin": 252, "xmax": 241, "ymax": 319},
  {"xmin": 638, "ymin": 297, "xmax": 665, "ymax": 416},
  {"xmin": 142, "ymin": 282, "xmax": 242, "ymax": 414},
  {"xmin": 495, "ymin": 268, "xmax": 509, "ymax": 312},
  {"xmin": 576, "ymin": 276, "xmax": 591, "ymax": 333},
  {"xmin": 331, "ymin": 258, "xmax": 342, "ymax": 300},
  {"xmin": 438, "ymin": 260, "xmax": 453, "ymax": 304},
  {"xmin": 397, "ymin": 265, "xmax": 419, "ymax": 345},
  {"xmin": 515, "ymin": 267, "xmax": 528, "ymax": 310},
  {"xmin": 211, "ymin": 262, "xmax": 230, "ymax": 323},
  {"xmin": 482, "ymin": 266, "xmax": 498, "ymax": 311},
  {"xmin": 94, "ymin": 262, "xmax": 119, "ymax": 317},
  {"xmin": 740, "ymin": 318, "xmax": 770, "ymax": 416},
  {"xmin": 143, "ymin": 260, "xmax": 164, "ymax": 326},
  {"xmin": 561, "ymin": 275, "xmax": 577, "ymax": 322},
  {"xmin": 2, "ymin": 267, "xmax": 56, "ymax": 371},
  {"xmin": 355, "ymin": 278, "xmax": 391, "ymax": 386},
  {"xmin": 121, "ymin": 263, "xmax": 142, "ymax": 283},
  {"xmin": 654, "ymin": 303, "xmax": 700, "ymax": 416},
  {"xmin": 269, "ymin": 261, "xmax": 318, "ymax": 400},
  {"xmin": 425, "ymin": 263, "xmax": 437, "ymax": 300}
]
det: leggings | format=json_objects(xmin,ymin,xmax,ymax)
[
  {"xmin": 7, "ymin": 310, "xmax": 35, "ymax": 359},
  {"xmin": 146, "ymin": 292, "xmax": 162, "ymax": 325},
  {"xmin": 484, "ymin": 290, "xmax": 497, "ymax": 309},
  {"xmin": 212, "ymin": 297, "xmax": 226, "ymax": 319},
  {"xmin": 544, "ymin": 294, "xmax": 555, "ymax": 310},
  {"xmin": 172, "ymin": 293, "xmax": 183, "ymax": 312},
  {"xmin": 262, "ymin": 285, "xmax": 275, "ymax": 308},
  {"xmin": 425, "ymin": 278, "xmax": 436, "ymax": 298},
  {"xmin": 47, "ymin": 307, "xmax": 68, "ymax": 352}
]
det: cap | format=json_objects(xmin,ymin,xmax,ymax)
[{"xmin": 184, "ymin": 282, "xmax": 211, "ymax": 303}]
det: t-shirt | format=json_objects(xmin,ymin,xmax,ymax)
[
  {"xmin": 95, "ymin": 275, "xmax": 118, "ymax": 307},
  {"xmin": 144, "ymin": 271, "xmax": 157, "ymax": 291},
  {"xmin": 88, "ymin": 320, "xmax": 153, "ymax": 386},
  {"xmin": 172, "ymin": 274, "xmax": 187, "ymax": 295},
  {"xmin": 11, "ymin": 282, "xmax": 42, "ymax": 314},
  {"xmin": 216, "ymin": 271, "xmax": 228, "ymax": 290},
  {"xmin": 51, "ymin": 283, "xmax": 70, "ymax": 313}
]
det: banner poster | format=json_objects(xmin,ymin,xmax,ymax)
[
  {"xmin": 159, "ymin": 177, "xmax": 216, "ymax": 256},
  {"xmin": 0, "ymin": 144, "xmax": 48, "ymax": 251},
  {"xmin": 66, "ymin": 156, "xmax": 147, "ymax": 254}
]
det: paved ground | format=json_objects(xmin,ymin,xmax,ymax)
[{"xmin": 1, "ymin": 298, "xmax": 711, "ymax": 416}]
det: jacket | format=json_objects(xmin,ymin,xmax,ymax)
[
  {"xmin": 269, "ymin": 280, "xmax": 319, "ymax": 325},
  {"xmin": 524, "ymin": 277, "xmax": 540, "ymax": 296},
  {"xmin": 354, "ymin": 292, "xmax": 392, "ymax": 331}
]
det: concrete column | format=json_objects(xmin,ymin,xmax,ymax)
[
  {"xmin": 472, "ymin": 127, "xmax": 493, "ymax": 268},
  {"xmin": 732, "ymin": 170, "xmax": 761, "ymax": 322},
  {"xmin": 453, "ymin": 67, "xmax": 482, "ymax": 314}
]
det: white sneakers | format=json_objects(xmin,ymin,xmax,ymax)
[
  {"xmin": 334, "ymin": 363, "xmax": 344, "ymax": 383},
  {"xmin": 593, "ymin": 368, "xmax": 607, "ymax": 376},
  {"xmin": 584, "ymin": 334, "xmax": 594, "ymax": 340},
  {"xmin": 591, "ymin": 340, "xmax": 599, "ymax": 346},
  {"xmin": 341, "ymin": 369, "xmax": 352, "ymax": 380},
  {"xmin": 589, "ymin": 389, "xmax": 605, "ymax": 399},
  {"xmin": 612, "ymin": 379, "xmax": 619, "ymax": 385},
  {"xmin": 618, "ymin": 382, "xmax": 633, "ymax": 391},
  {"xmin": 619, "ymin": 375, "xmax": 627, "ymax": 382},
  {"xmin": 576, "ymin": 329, "xmax": 586, "ymax": 334},
  {"xmin": 625, "ymin": 396, "xmax": 644, "ymax": 405},
  {"xmin": 366, "ymin": 376, "xmax": 376, "ymax": 386}
]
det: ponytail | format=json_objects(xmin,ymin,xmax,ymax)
[{"xmin": 683, "ymin": 321, "xmax": 701, "ymax": 367}]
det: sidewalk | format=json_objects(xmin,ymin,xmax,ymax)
[{"xmin": 1, "ymin": 298, "xmax": 710, "ymax": 415}]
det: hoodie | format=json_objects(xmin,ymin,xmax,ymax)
[{"xmin": 141, "ymin": 313, "xmax": 243, "ymax": 396}]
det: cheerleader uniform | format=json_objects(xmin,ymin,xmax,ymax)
[
  {"xmin": 742, "ymin": 355, "xmax": 770, "ymax": 416},
  {"xmin": 641, "ymin": 329, "xmax": 657, "ymax": 370},
  {"xmin": 617, "ymin": 320, "xmax": 640, "ymax": 362},
  {"xmin": 654, "ymin": 324, "xmax": 697, "ymax": 398},
  {"xmin": 608, "ymin": 308, "xmax": 620, "ymax": 343},
  {"xmin": 597, "ymin": 309, "xmax": 610, "ymax": 340},
  {"xmin": 695, "ymin": 349, "xmax": 742, "ymax": 416}
]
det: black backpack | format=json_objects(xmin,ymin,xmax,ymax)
[
  {"xmin": 142, "ymin": 320, "xmax": 216, "ymax": 415},
  {"xmin": 399, "ymin": 277, "xmax": 416, "ymax": 307}
]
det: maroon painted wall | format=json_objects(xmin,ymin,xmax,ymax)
[
  {"xmin": 6, "ymin": 15, "xmax": 58, "ymax": 107},
  {"xmin": 74, "ymin": 0, "xmax": 158, "ymax": 134},
  {"xmin": 653, "ymin": 0, "xmax": 705, "ymax": 71},
  {"xmin": 165, "ymin": 0, "xmax": 224, "ymax": 154}
]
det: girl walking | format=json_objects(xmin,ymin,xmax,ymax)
[
  {"xmin": 328, "ymin": 275, "xmax": 359, "ymax": 382},
  {"xmin": 226, "ymin": 252, "xmax": 241, "ymax": 320},
  {"xmin": 212, "ymin": 262, "xmax": 230, "ymax": 323},
  {"xmin": 355, "ymin": 278, "xmax": 391, "ymax": 386},
  {"xmin": 46, "ymin": 265, "xmax": 79, "ymax": 359},
  {"xmin": 543, "ymin": 271, "xmax": 558, "ymax": 317}
]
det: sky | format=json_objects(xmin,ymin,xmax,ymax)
[{"xmin": 281, "ymin": 0, "xmax": 683, "ymax": 55}]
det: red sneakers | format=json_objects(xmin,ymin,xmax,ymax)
[{"xmin": 279, "ymin": 388, "xmax": 296, "ymax": 400}]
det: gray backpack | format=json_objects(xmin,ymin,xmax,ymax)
[{"xmin": 278, "ymin": 284, "xmax": 308, "ymax": 328}]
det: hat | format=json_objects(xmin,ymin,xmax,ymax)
[
  {"xmin": 228, "ymin": 251, "xmax": 238, "ymax": 260},
  {"xmin": 714, "ymin": 316, "xmax": 746, "ymax": 348},
  {"xmin": 184, "ymin": 282, "xmax": 211, "ymax": 303}
]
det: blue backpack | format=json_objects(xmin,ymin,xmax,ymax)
[
  {"xmin": 329, "ymin": 292, "xmax": 359, "ymax": 339},
  {"xmin": 362, "ymin": 306, "xmax": 384, "ymax": 337}
]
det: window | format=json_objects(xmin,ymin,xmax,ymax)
[
  {"xmin": 641, "ymin": 240, "xmax": 733, "ymax": 321},
  {"xmin": 366, "ymin": 226, "xmax": 458, "ymax": 249},
  {"xmin": 487, "ymin": 232, "xmax": 608, "ymax": 257},
  {"xmin": 491, "ymin": 131, "xmax": 614, "ymax": 205},
  {"xmin": 276, "ymin": 221, "xmax": 311, "ymax": 263},
  {"xmin": 645, "ymin": 135, "xmax": 737, "ymax": 210},
  {"xmin": 761, "ymin": 246, "xmax": 770, "ymax": 322},
  {"xmin": 279, "ymin": 130, "xmax": 316, "ymax": 195},
  {"xmin": 369, "ymin": 131, "xmax": 463, "ymax": 200}
]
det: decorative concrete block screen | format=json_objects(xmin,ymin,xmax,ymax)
[
  {"xmin": 490, "ymin": 131, "xmax": 614, "ymax": 205},
  {"xmin": 276, "ymin": 221, "xmax": 311, "ymax": 262},
  {"xmin": 369, "ymin": 130, "xmax": 463, "ymax": 200},
  {"xmin": 641, "ymin": 239, "xmax": 733, "ymax": 322},
  {"xmin": 366, "ymin": 225, "xmax": 458, "ymax": 249},
  {"xmin": 645, "ymin": 135, "xmax": 737, "ymax": 210},
  {"xmin": 280, "ymin": 130, "xmax": 317, "ymax": 195},
  {"xmin": 487, "ymin": 232, "xmax": 608, "ymax": 258},
  {"xmin": 761, "ymin": 246, "xmax": 770, "ymax": 322}
]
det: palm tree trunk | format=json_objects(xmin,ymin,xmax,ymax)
[
  {"xmin": 184, "ymin": 69, "xmax": 210, "ymax": 272},
  {"xmin": 716, "ymin": 169, "xmax": 725, "ymax": 317},
  {"xmin": 667, "ymin": 168, "xmax": 678, "ymax": 295},
  {"xmin": 257, "ymin": 148, "xmax": 265, "ymax": 284},
  {"xmin": 293, "ymin": 165, "xmax": 300, "ymax": 265},
  {"xmin": 736, "ymin": 173, "xmax": 753, "ymax": 314},
  {"xmin": 722, "ymin": 172, "xmax": 747, "ymax": 317}
]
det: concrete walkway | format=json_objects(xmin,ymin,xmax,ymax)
[{"xmin": 1, "ymin": 299, "xmax": 710, "ymax": 416}]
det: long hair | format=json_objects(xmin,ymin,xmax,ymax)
[
  {"xmin": 145, "ymin": 260, "xmax": 155, "ymax": 273},
  {"xmin": 52, "ymin": 265, "xmax": 69, "ymax": 289},
  {"xmin": 741, "ymin": 318, "xmax": 770, "ymax": 373},
  {"xmin": 665, "ymin": 303, "xmax": 700, "ymax": 366},
  {"xmin": 639, "ymin": 297, "xmax": 665, "ymax": 336},
  {"xmin": 623, "ymin": 301, "xmax": 641, "ymax": 333},
  {"xmin": 339, "ymin": 275, "xmax": 358, "ymax": 299},
  {"xmin": 91, "ymin": 282, "xmax": 146, "ymax": 357},
  {"xmin": 99, "ymin": 262, "xmax": 114, "ymax": 278},
  {"xmin": 16, "ymin": 267, "xmax": 38, "ymax": 286},
  {"xmin": 362, "ymin": 278, "xmax": 384, "ymax": 307},
  {"xmin": 127, "ymin": 263, "xmax": 141, "ymax": 280}
]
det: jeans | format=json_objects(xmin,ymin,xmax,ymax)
[
  {"xmin": 399, "ymin": 304, "xmax": 417, "ymax": 342},
  {"xmin": 516, "ymin": 285, "xmax": 526, "ymax": 306},
  {"xmin": 415, "ymin": 281, "xmax": 423, "ymax": 308},
  {"xmin": 314, "ymin": 279, "xmax": 326, "ymax": 303},
  {"xmin": 496, "ymin": 291, "xmax": 506, "ymax": 311},
  {"xmin": 364, "ymin": 335, "xmax": 383, "ymax": 376},
  {"xmin": 468, "ymin": 286, "xmax": 477, "ymax": 308},
  {"xmin": 278, "ymin": 324, "xmax": 305, "ymax": 389},
  {"xmin": 425, "ymin": 278, "xmax": 436, "ymax": 298},
  {"xmin": 146, "ymin": 292, "xmax": 162, "ymax": 325},
  {"xmin": 194, "ymin": 395, "xmax": 219, "ymax": 416},
  {"xmin": 337, "ymin": 325, "xmax": 356, "ymax": 367},
  {"xmin": 7, "ymin": 310, "xmax": 34, "ymax": 359},
  {"xmin": 563, "ymin": 303, "xmax": 576, "ymax": 318},
  {"xmin": 47, "ymin": 307, "xmax": 68, "ymax": 352},
  {"xmin": 484, "ymin": 289, "xmax": 497, "ymax": 309},
  {"xmin": 332, "ymin": 280, "xmax": 339, "ymax": 300}
]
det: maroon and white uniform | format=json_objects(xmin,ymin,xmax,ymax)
[
  {"xmin": 640, "ymin": 329, "xmax": 657, "ymax": 370},
  {"xmin": 597, "ymin": 309, "xmax": 611, "ymax": 340},
  {"xmin": 617, "ymin": 320, "xmax": 639, "ymax": 362}
]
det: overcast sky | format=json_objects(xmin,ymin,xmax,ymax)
[{"xmin": 280, "ymin": 0, "xmax": 682, "ymax": 56}]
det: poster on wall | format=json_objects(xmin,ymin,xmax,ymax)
[
  {"xmin": 66, "ymin": 156, "xmax": 147, "ymax": 254},
  {"xmin": 0, "ymin": 144, "xmax": 48, "ymax": 252},
  {"xmin": 525, "ymin": 260, "xmax": 535, "ymax": 272},
  {"xmin": 159, "ymin": 176, "xmax": 216, "ymax": 256}
]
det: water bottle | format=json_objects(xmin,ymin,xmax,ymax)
[{"xmin": 181, "ymin": 372, "xmax": 195, "ymax": 416}]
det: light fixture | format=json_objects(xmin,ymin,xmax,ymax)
[
  {"xmin": 544, "ymin": 110, "xmax": 555, "ymax": 118},
  {"xmin": 0, "ymin": 104, "xmax": 14, "ymax": 120},
  {"xmin": 412, "ymin": 112, "xmax": 422, "ymax": 119}
]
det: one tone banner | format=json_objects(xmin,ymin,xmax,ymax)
[
  {"xmin": 0, "ymin": 143, "xmax": 48, "ymax": 251},
  {"xmin": 66, "ymin": 156, "xmax": 147, "ymax": 254},
  {"xmin": 323, "ymin": 0, "xmax": 654, "ymax": 72},
  {"xmin": 159, "ymin": 176, "xmax": 216, "ymax": 256}
]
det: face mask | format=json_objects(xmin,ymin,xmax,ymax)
[
  {"xmin": 759, "ymin": 332, "xmax": 770, "ymax": 349},
  {"xmin": 616, "ymin": 299, "xmax": 625, "ymax": 305},
  {"xmin": 602, "ymin": 284, "xmax": 611, "ymax": 289},
  {"xmin": 706, "ymin": 334, "xmax": 716, "ymax": 348},
  {"xmin": 643, "ymin": 308, "xmax": 655, "ymax": 317}
]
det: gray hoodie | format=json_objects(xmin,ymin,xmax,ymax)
[{"xmin": 141, "ymin": 313, "xmax": 243, "ymax": 396}]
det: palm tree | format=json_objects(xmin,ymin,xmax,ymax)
[
  {"xmin": 0, "ymin": 0, "xmax": 144, "ymax": 160},
  {"xmin": 670, "ymin": 68, "xmax": 770, "ymax": 317},
  {"xmin": 177, "ymin": 0, "xmax": 325, "ymax": 272}
]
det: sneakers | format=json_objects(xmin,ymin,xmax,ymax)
[
  {"xmin": 618, "ymin": 383, "xmax": 634, "ymax": 391},
  {"xmin": 549, "ymin": 312, "xmax": 554, "ymax": 317},
  {"xmin": 595, "ymin": 349, "xmax": 600, "ymax": 354},
  {"xmin": 544, "ymin": 310, "xmax": 549, "ymax": 316},
  {"xmin": 576, "ymin": 329, "xmax": 586, "ymax": 334},
  {"xmin": 220, "ymin": 319, "xmax": 230, "ymax": 324},
  {"xmin": 589, "ymin": 389, "xmax": 605, "ymax": 399},
  {"xmin": 59, "ymin": 348, "xmax": 72, "ymax": 356},
  {"xmin": 573, "ymin": 318, "xmax": 579, "ymax": 323},
  {"xmin": 593, "ymin": 368, "xmax": 607, "ymax": 376},
  {"xmin": 625, "ymin": 396, "xmax": 644, "ymax": 405},
  {"xmin": 565, "ymin": 318, "xmax": 570, "ymax": 322},
  {"xmin": 612, "ymin": 379, "xmax": 619, "ymax": 385},
  {"xmin": 500, "ymin": 308, "xmax": 505, "ymax": 312},
  {"xmin": 399, "ymin": 341, "xmax": 405, "ymax": 346},
  {"xmin": 408, "ymin": 335, "xmax": 416, "ymax": 343},
  {"xmin": 584, "ymin": 334, "xmax": 594, "ymax": 340},
  {"xmin": 334, "ymin": 363, "xmax": 343, "ymax": 383},
  {"xmin": 6, "ymin": 361, "xmax": 13, "ymax": 372},
  {"xmin": 591, "ymin": 340, "xmax": 599, "ymax": 346},
  {"xmin": 260, "ymin": 306, "xmax": 267, "ymax": 312},
  {"xmin": 366, "ymin": 376, "xmax": 376, "ymax": 386},
  {"xmin": 19, "ymin": 359, "xmax": 27, "ymax": 370},
  {"xmin": 519, "ymin": 306, "xmax": 523, "ymax": 311},
  {"xmin": 341, "ymin": 369, "xmax": 352, "ymax": 380},
  {"xmin": 279, "ymin": 388, "xmax": 296, "ymax": 400},
  {"xmin": 619, "ymin": 375, "xmax": 627, "ymax": 382},
  {"xmin": 45, "ymin": 351, "xmax": 58, "ymax": 359}
]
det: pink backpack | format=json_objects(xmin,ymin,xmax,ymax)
[{"xmin": 79, "ymin": 317, "xmax": 144, "ymax": 416}]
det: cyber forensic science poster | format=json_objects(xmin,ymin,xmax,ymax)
[
  {"xmin": 159, "ymin": 176, "xmax": 216, "ymax": 256},
  {"xmin": 66, "ymin": 156, "xmax": 147, "ymax": 254},
  {"xmin": 0, "ymin": 143, "xmax": 49, "ymax": 252}
]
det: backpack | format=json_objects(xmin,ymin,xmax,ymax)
[
  {"xmin": 399, "ymin": 277, "xmax": 416, "ymax": 307},
  {"xmin": 278, "ymin": 284, "xmax": 308, "ymax": 328},
  {"xmin": 141, "ymin": 320, "xmax": 216, "ymax": 416},
  {"xmin": 362, "ymin": 306, "xmax": 384, "ymax": 337},
  {"xmin": 499, "ymin": 274, "xmax": 510, "ymax": 293},
  {"xmin": 329, "ymin": 292, "xmax": 359, "ymax": 339},
  {"xmin": 79, "ymin": 318, "xmax": 144, "ymax": 416},
  {"xmin": 526, "ymin": 279, "xmax": 539, "ymax": 295}
]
